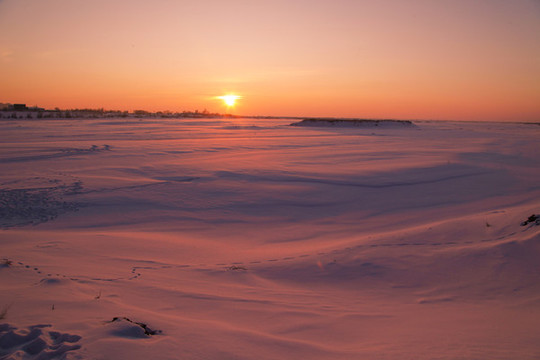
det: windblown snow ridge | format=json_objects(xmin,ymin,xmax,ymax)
[{"xmin": 290, "ymin": 118, "xmax": 416, "ymax": 128}]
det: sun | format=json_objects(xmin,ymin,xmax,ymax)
[{"xmin": 217, "ymin": 94, "xmax": 242, "ymax": 107}]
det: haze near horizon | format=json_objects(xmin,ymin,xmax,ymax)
[{"xmin": 1, "ymin": 0, "xmax": 539, "ymax": 121}]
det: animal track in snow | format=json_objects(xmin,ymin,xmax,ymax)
[
  {"xmin": 6, "ymin": 221, "xmax": 529, "ymax": 284},
  {"xmin": 0, "ymin": 176, "xmax": 82, "ymax": 229}
]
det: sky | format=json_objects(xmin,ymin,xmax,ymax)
[{"xmin": 1, "ymin": 0, "xmax": 539, "ymax": 121}]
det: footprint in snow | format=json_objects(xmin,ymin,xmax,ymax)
[{"xmin": 0, "ymin": 323, "xmax": 81, "ymax": 359}]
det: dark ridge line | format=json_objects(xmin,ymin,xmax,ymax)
[{"xmin": 290, "ymin": 118, "xmax": 415, "ymax": 127}]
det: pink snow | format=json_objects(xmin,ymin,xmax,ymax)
[{"xmin": 1, "ymin": 118, "xmax": 539, "ymax": 359}]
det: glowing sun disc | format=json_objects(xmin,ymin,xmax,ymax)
[{"xmin": 218, "ymin": 94, "xmax": 241, "ymax": 107}]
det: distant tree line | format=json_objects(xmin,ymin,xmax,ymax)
[{"xmin": 0, "ymin": 104, "xmax": 239, "ymax": 120}]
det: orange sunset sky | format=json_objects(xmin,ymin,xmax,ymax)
[{"xmin": 1, "ymin": 0, "xmax": 539, "ymax": 121}]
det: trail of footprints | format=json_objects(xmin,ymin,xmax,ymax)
[
  {"xmin": 15, "ymin": 261, "xmax": 83, "ymax": 282},
  {"xmin": 10, "ymin": 230, "xmax": 520, "ymax": 283}
]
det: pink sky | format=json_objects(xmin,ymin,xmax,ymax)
[{"xmin": 1, "ymin": 0, "xmax": 539, "ymax": 121}]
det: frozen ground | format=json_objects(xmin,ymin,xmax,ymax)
[{"xmin": 1, "ymin": 117, "xmax": 539, "ymax": 359}]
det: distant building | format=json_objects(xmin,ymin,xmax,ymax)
[{"xmin": 13, "ymin": 104, "xmax": 28, "ymax": 111}]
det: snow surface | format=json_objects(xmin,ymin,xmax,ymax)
[{"xmin": 1, "ymin": 117, "xmax": 539, "ymax": 359}]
